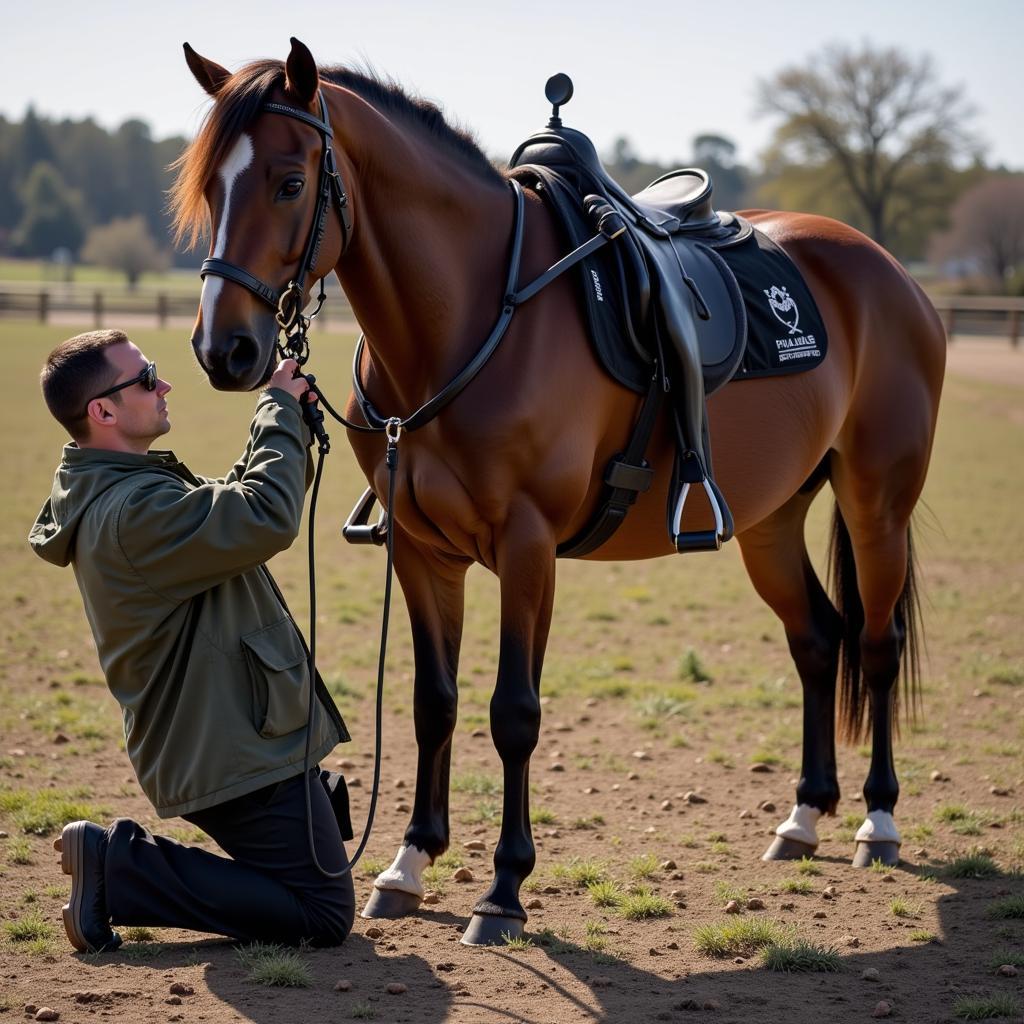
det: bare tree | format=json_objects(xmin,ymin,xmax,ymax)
[
  {"xmin": 758, "ymin": 43, "xmax": 977, "ymax": 250},
  {"xmin": 931, "ymin": 176, "xmax": 1024, "ymax": 291},
  {"xmin": 81, "ymin": 215, "xmax": 169, "ymax": 289}
]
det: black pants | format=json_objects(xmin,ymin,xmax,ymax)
[{"xmin": 104, "ymin": 768, "xmax": 355, "ymax": 946}]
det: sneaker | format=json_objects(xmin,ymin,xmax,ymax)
[{"xmin": 54, "ymin": 821, "xmax": 122, "ymax": 953}]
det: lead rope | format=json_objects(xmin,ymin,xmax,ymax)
[{"xmin": 298, "ymin": 401, "xmax": 401, "ymax": 879}]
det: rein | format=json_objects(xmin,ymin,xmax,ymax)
[{"xmin": 199, "ymin": 87, "xmax": 630, "ymax": 881}]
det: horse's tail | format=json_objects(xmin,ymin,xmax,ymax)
[{"xmin": 828, "ymin": 504, "xmax": 923, "ymax": 743}]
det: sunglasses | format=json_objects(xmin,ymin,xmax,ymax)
[{"xmin": 87, "ymin": 362, "xmax": 158, "ymax": 411}]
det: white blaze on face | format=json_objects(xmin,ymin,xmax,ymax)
[{"xmin": 198, "ymin": 133, "xmax": 254, "ymax": 357}]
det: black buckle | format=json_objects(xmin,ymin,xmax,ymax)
[{"xmin": 604, "ymin": 456, "xmax": 654, "ymax": 493}]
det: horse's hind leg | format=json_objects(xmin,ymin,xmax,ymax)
[
  {"xmin": 462, "ymin": 504, "xmax": 555, "ymax": 946},
  {"xmin": 363, "ymin": 530, "xmax": 470, "ymax": 919},
  {"xmin": 738, "ymin": 481, "xmax": 843, "ymax": 861}
]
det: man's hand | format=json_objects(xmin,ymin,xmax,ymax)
[{"xmin": 268, "ymin": 359, "xmax": 317, "ymax": 405}]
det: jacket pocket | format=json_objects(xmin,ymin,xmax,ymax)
[{"xmin": 241, "ymin": 618, "xmax": 310, "ymax": 738}]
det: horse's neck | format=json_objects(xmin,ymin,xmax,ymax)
[{"xmin": 328, "ymin": 87, "xmax": 513, "ymax": 409}]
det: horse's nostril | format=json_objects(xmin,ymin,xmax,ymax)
[{"xmin": 227, "ymin": 333, "xmax": 259, "ymax": 378}]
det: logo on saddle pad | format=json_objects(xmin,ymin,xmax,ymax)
[{"xmin": 764, "ymin": 285, "xmax": 800, "ymax": 335}]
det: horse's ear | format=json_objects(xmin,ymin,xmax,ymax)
[
  {"xmin": 183, "ymin": 43, "xmax": 231, "ymax": 97},
  {"xmin": 284, "ymin": 37, "xmax": 319, "ymax": 107}
]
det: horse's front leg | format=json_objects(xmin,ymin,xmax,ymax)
[
  {"xmin": 462, "ymin": 504, "xmax": 555, "ymax": 945},
  {"xmin": 363, "ymin": 527, "xmax": 470, "ymax": 919}
]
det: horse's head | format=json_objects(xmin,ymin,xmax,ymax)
[{"xmin": 173, "ymin": 38, "xmax": 347, "ymax": 391}]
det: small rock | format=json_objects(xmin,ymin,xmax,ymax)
[
  {"xmin": 660, "ymin": 859, "xmax": 677, "ymax": 870},
  {"xmin": 749, "ymin": 762, "xmax": 773, "ymax": 773},
  {"xmin": 871, "ymin": 1000, "xmax": 892, "ymax": 1018},
  {"xmin": 997, "ymin": 964, "xmax": 1019, "ymax": 977},
  {"xmin": 881, "ymin": 873, "xmax": 896, "ymax": 883},
  {"xmin": 0, "ymin": 830, "xmax": 7, "ymax": 838},
  {"xmin": 386, "ymin": 982, "xmax": 407, "ymax": 995},
  {"xmin": 53, "ymin": 732, "xmax": 70, "ymax": 745},
  {"xmin": 649, "ymin": 947, "xmax": 662, "ymax": 956},
  {"xmin": 335, "ymin": 979, "xmax": 352, "ymax": 991},
  {"xmin": 812, "ymin": 911, "xmax": 827, "ymax": 919},
  {"xmin": 759, "ymin": 801, "xmax": 776, "ymax": 813},
  {"xmin": 554, "ymin": 722, "xmax": 573, "ymax": 732},
  {"xmin": 779, "ymin": 901, "xmax": 795, "ymax": 911},
  {"xmin": 545, "ymin": 828, "xmax": 560, "ymax": 838},
  {"xmin": 929, "ymin": 770, "xmax": 947, "ymax": 782},
  {"xmin": 168, "ymin": 983, "xmax": 194, "ymax": 996},
  {"xmin": 724, "ymin": 900, "xmax": 741, "ymax": 914},
  {"xmin": 526, "ymin": 898, "xmax": 544, "ymax": 910},
  {"xmin": 365, "ymin": 926, "xmax": 384, "ymax": 939},
  {"xmin": 670, "ymin": 889, "xmax": 685, "ymax": 899},
  {"xmin": 583, "ymin": 786, "xmax": 599, "ymax": 794},
  {"xmin": 348, "ymin": 777, "xmax": 363, "ymax": 788},
  {"xmin": 660, "ymin": 800, "xmax": 673, "ymax": 811},
  {"xmin": 683, "ymin": 791, "xmax": 707, "ymax": 804},
  {"xmin": 423, "ymin": 891, "xmax": 440, "ymax": 905},
  {"xmin": 435, "ymin": 962, "xmax": 455, "ymax": 972},
  {"xmin": 542, "ymin": 885, "xmax": 561, "ymax": 894},
  {"xmin": 674, "ymin": 998, "xmax": 700, "ymax": 1011},
  {"xmin": 584, "ymin": 697, "xmax": 598, "ymax": 707},
  {"xmin": 471, "ymin": 728, "xmax": 486, "ymax": 738},
  {"xmin": 627, "ymin": 771, "xmax": 640, "ymax": 781},
  {"xmin": 592, "ymin": 976, "xmax": 613, "ymax": 988},
  {"xmin": 24, "ymin": 1007, "xmax": 37, "ymax": 1017},
  {"xmin": 913, "ymin": 848, "xmax": 928, "ymax": 858},
  {"xmin": 733, "ymin": 955, "xmax": 745, "ymax": 964},
  {"xmin": 822, "ymin": 885, "xmax": 837, "ymax": 899},
  {"xmin": 35, "ymin": 1011, "xmax": 59, "ymax": 1022},
  {"xmin": 632, "ymin": 750, "xmax": 651, "ymax": 761},
  {"xmin": 395, "ymin": 802, "xmax": 411, "ymax": 813},
  {"xmin": 840, "ymin": 934, "xmax": 860, "ymax": 948},
  {"xmin": 990, "ymin": 786, "xmax": 1010, "ymax": 796},
  {"xmin": 336, "ymin": 758, "xmax": 355, "ymax": 769},
  {"xmin": 452, "ymin": 867, "xmax": 474, "ymax": 883},
  {"xmin": 548, "ymin": 763, "xmax": 565, "ymax": 773},
  {"xmin": 394, "ymin": 779, "xmax": 406, "ymax": 789},
  {"xmin": 739, "ymin": 809, "xmax": 752, "ymax": 819},
  {"xmin": 165, "ymin": 997, "xmax": 182, "ymax": 1006},
  {"xmin": 862, "ymin": 968, "xmax": 880, "ymax": 982},
  {"xmin": 746, "ymin": 897, "xmax": 765, "ymax": 910},
  {"xmin": 703, "ymin": 1001, "xmax": 720, "ymax": 1011},
  {"xmin": 463, "ymin": 840, "xmax": 486, "ymax": 851}
]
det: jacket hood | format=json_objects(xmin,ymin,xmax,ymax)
[{"xmin": 29, "ymin": 445, "xmax": 181, "ymax": 567}]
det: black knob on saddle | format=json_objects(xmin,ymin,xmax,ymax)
[
  {"xmin": 584, "ymin": 194, "xmax": 627, "ymax": 240},
  {"xmin": 545, "ymin": 73, "xmax": 574, "ymax": 128}
]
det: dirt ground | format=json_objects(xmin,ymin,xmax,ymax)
[{"xmin": 1, "ymin": 331, "xmax": 1022, "ymax": 1024}]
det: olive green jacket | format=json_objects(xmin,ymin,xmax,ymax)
[{"xmin": 29, "ymin": 389, "xmax": 349, "ymax": 818}]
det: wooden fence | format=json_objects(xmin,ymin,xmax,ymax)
[{"xmin": 0, "ymin": 287, "xmax": 1020, "ymax": 345}]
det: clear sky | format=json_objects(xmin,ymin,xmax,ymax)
[{"xmin": 3, "ymin": 0, "xmax": 1019, "ymax": 169}]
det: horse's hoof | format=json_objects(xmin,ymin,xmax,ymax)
[
  {"xmin": 852, "ymin": 841, "xmax": 900, "ymax": 868},
  {"xmin": 762, "ymin": 835, "xmax": 817, "ymax": 861},
  {"xmin": 361, "ymin": 887, "xmax": 423, "ymax": 919},
  {"xmin": 461, "ymin": 913, "xmax": 525, "ymax": 946}
]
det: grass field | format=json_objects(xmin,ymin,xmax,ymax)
[
  {"xmin": 0, "ymin": 258, "xmax": 200, "ymax": 290},
  {"xmin": 1, "ymin": 321, "xmax": 1022, "ymax": 1022}
]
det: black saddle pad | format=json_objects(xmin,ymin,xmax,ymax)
[{"xmin": 709, "ymin": 226, "xmax": 828, "ymax": 380}]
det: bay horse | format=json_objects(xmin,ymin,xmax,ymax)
[{"xmin": 173, "ymin": 39, "xmax": 945, "ymax": 945}]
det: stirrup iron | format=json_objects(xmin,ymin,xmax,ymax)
[
  {"xmin": 671, "ymin": 452, "xmax": 730, "ymax": 553},
  {"xmin": 342, "ymin": 487, "xmax": 388, "ymax": 546}
]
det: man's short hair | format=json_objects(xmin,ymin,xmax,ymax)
[{"xmin": 40, "ymin": 330, "xmax": 130, "ymax": 441}]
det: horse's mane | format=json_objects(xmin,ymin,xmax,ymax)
[{"xmin": 169, "ymin": 60, "xmax": 502, "ymax": 250}]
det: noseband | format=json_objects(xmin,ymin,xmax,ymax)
[{"xmin": 199, "ymin": 90, "xmax": 353, "ymax": 364}]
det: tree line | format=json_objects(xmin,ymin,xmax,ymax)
[{"xmin": 1, "ymin": 42, "xmax": 1021, "ymax": 291}]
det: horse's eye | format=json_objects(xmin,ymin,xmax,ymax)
[{"xmin": 277, "ymin": 178, "xmax": 304, "ymax": 201}]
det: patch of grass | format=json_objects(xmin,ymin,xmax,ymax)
[
  {"xmin": 120, "ymin": 942, "xmax": 166, "ymax": 962},
  {"xmin": 43, "ymin": 883, "xmax": 67, "ymax": 899},
  {"xmin": 905, "ymin": 823, "xmax": 935, "ymax": 842},
  {"xmin": 572, "ymin": 814, "xmax": 605, "ymax": 831},
  {"xmin": 628, "ymin": 854, "xmax": 659, "ymax": 880},
  {"xmin": 451, "ymin": 772, "xmax": 502, "ymax": 797},
  {"xmin": 351, "ymin": 1003, "xmax": 376, "ymax": 1020},
  {"xmin": 634, "ymin": 694, "xmax": 693, "ymax": 724},
  {"xmin": 709, "ymin": 840, "xmax": 731, "ymax": 856},
  {"xmin": 679, "ymin": 648, "xmax": 712, "ymax": 683},
  {"xmin": 122, "ymin": 926, "xmax": 158, "ymax": 942},
  {"xmin": 466, "ymin": 799, "xmax": 501, "ymax": 825},
  {"xmin": 0, "ymin": 786, "xmax": 105, "ymax": 836},
  {"xmin": 587, "ymin": 880, "xmax": 624, "ymax": 908},
  {"xmin": 3, "ymin": 912, "xmax": 54, "ymax": 943},
  {"xmin": 988, "ymin": 949, "xmax": 1024, "ymax": 970},
  {"xmin": 618, "ymin": 886, "xmax": 673, "ymax": 920},
  {"xmin": 945, "ymin": 853, "xmax": 1001, "ymax": 879},
  {"xmin": 869, "ymin": 858, "xmax": 892, "ymax": 874},
  {"xmin": 890, "ymin": 897, "xmax": 919, "ymax": 918},
  {"xmin": 536, "ymin": 927, "xmax": 574, "ymax": 954},
  {"xmin": 693, "ymin": 917, "xmax": 791, "ymax": 958},
  {"xmin": 236, "ymin": 942, "xmax": 311, "ymax": 987},
  {"xmin": 358, "ymin": 856, "xmax": 388, "ymax": 878},
  {"xmin": 6, "ymin": 836, "xmax": 33, "ymax": 864},
  {"xmin": 693, "ymin": 860, "xmax": 717, "ymax": 874},
  {"xmin": 502, "ymin": 932, "xmax": 533, "ymax": 949},
  {"xmin": 987, "ymin": 894, "xmax": 1024, "ymax": 919},
  {"xmin": 713, "ymin": 881, "xmax": 747, "ymax": 905},
  {"xmin": 910, "ymin": 930, "xmax": 938, "ymax": 943},
  {"xmin": 583, "ymin": 921, "xmax": 609, "ymax": 953},
  {"xmin": 707, "ymin": 750, "xmax": 734, "ymax": 769},
  {"xmin": 530, "ymin": 807, "xmax": 557, "ymax": 825},
  {"xmin": 795, "ymin": 857, "xmax": 822, "ymax": 876},
  {"xmin": 760, "ymin": 939, "xmax": 841, "ymax": 972},
  {"xmin": 780, "ymin": 878, "xmax": 813, "ymax": 895},
  {"xmin": 952, "ymin": 993, "xmax": 1021, "ymax": 1020},
  {"xmin": 551, "ymin": 858, "xmax": 607, "ymax": 888}
]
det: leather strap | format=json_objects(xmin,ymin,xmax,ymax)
[{"xmin": 200, "ymin": 257, "xmax": 280, "ymax": 307}]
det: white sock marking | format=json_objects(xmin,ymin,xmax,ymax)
[
  {"xmin": 375, "ymin": 844, "xmax": 432, "ymax": 898},
  {"xmin": 774, "ymin": 803, "xmax": 822, "ymax": 847},
  {"xmin": 855, "ymin": 810, "xmax": 901, "ymax": 845},
  {"xmin": 199, "ymin": 133, "xmax": 254, "ymax": 357}
]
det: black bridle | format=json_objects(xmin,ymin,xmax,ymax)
[{"xmin": 199, "ymin": 90, "xmax": 353, "ymax": 366}]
